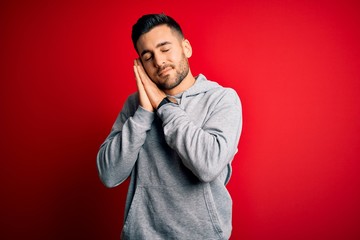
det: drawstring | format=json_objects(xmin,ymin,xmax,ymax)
[
  {"xmin": 168, "ymin": 92, "xmax": 186, "ymax": 106},
  {"xmin": 180, "ymin": 92, "xmax": 187, "ymax": 105}
]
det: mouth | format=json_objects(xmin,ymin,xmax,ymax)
[{"xmin": 158, "ymin": 66, "xmax": 173, "ymax": 77}]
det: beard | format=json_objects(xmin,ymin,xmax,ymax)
[{"xmin": 156, "ymin": 54, "xmax": 190, "ymax": 91}]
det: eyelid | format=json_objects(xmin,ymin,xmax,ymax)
[{"xmin": 143, "ymin": 54, "xmax": 152, "ymax": 61}]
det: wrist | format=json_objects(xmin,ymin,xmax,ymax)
[{"xmin": 157, "ymin": 97, "xmax": 172, "ymax": 110}]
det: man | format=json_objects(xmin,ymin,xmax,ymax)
[{"xmin": 97, "ymin": 13, "xmax": 242, "ymax": 240}]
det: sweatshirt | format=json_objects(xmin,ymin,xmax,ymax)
[{"xmin": 97, "ymin": 74, "xmax": 243, "ymax": 239}]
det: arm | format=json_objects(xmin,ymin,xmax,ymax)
[
  {"xmin": 97, "ymin": 60, "xmax": 155, "ymax": 187},
  {"xmin": 97, "ymin": 98, "xmax": 155, "ymax": 187},
  {"xmin": 134, "ymin": 59, "xmax": 242, "ymax": 182},
  {"xmin": 157, "ymin": 90, "xmax": 242, "ymax": 182}
]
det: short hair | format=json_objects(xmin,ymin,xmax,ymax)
[{"xmin": 131, "ymin": 13, "xmax": 184, "ymax": 52}]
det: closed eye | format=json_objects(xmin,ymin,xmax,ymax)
[{"xmin": 143, "ymin": 54, "xmax": 152, "ymax": 62}]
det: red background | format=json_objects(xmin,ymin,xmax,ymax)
[{"xmin": 1, "ymin": 0, "xmax": 360, "ymax": 239}]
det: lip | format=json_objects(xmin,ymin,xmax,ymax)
[{"xmin": 158, "ymin": 67, "xmax": 172, "ymax": 76}]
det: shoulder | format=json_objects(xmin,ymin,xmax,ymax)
[
  {"xmin": 207, "ymin": 83, "xmax": 241, "ymax": 107},
  {"xmin": 126, "ymin": 92, "xmax": 139, "ymax": 105},
  {"xmin": 222, "ymin": 87, "xmax": 241, "ymax": 105},
  {"xmin": 120, "ymin": 92, "xmax": 139, "ymax": 117}
]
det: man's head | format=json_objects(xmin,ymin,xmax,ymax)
[
  {"xmin": 132, "ymin": 14, "xmax": 193, "ymax": 93},
  {"xmin": 132, "ymin": 14, "xmax": 184, "ymax": 52}
]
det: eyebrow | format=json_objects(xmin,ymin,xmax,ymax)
[{"xmin": 140, "ymin": 41, "xmax": 172, "ymax": 57}]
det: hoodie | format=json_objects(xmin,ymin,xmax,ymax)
[{"xmin": 97, "ymin": 74, "xmax": 243, "ymax": 239}]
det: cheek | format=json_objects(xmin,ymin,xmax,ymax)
[
  {"xmin": 143, "ymin": 64, "xmax": 156, "ymax": 75},
  {"xmin": 169, "ymin": 50, "xmax": 183, "ymax": 64}
]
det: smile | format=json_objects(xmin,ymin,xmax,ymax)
[{"xmin": 158, "ymin": 66, "xmax": 173, "ymax": 76}]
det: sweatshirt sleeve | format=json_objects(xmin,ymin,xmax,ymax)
[
  {"xmin": 156, "ymin": 88, "xmax": 242, "ymax": 183},
  {"xmin": 97, "ymin": 96, "xmax": 155, "ymax": 188}
]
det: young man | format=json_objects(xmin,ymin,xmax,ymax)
[{"xmin": 97, "ymin": 14, "xmax": 242, "ymax": 239}]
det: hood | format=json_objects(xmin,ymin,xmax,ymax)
[{"xmin": 172, "ymin": 74, "xmax": 221, "ymax": 101}]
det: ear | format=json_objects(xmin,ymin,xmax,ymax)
[{"xmin": 182, "ymin": 39, "xmax": 192, "ymax": 58}]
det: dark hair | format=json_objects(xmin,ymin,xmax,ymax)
[{"xmin": 131, "ymin": 13, "xmax": 184, "ymax": 51}]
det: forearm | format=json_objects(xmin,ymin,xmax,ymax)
[
  {"xmin": 97, "ymin": 106, "xmax": 154, "ymax": 187},
  {"xmin": 157, "ymin": 93, "xmax": 242, "ymax": 182}
]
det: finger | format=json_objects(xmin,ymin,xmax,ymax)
[
  {"xmin": 134, "ymin": 60, "xmax": 154, "ymax": 111},
  {"xmin": 133, "ymin": 63, "xmax": 140, "ymax": 83},
  {"xmin": 135, "ymin": 59, "xmax": 150, "ymax": 85},
  {"xmin": 134, "ymin": 61, "xmax": 145, "ymax": 90}
]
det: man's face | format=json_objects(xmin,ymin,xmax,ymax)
[{"xmin": 136, "ymin": 25, "xmax": 191, "ymax": 91}]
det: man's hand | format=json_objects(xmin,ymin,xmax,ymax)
[
  {"xmin": 134, "ymin": 59, "xmax": 166, "ymax": 110},
  {"xmin": 134, "ymin": 59, "xmax": 154, "ymax": 112}
]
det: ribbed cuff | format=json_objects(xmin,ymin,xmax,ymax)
[{"xmin": 132, "ymin": 106, "xmax": 155, "ymax": 128}]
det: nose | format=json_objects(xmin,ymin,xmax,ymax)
[{"xmin": 153, "ymin": 53, "xmax": 166, "ymax": 67}]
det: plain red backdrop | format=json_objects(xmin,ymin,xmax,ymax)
[{"xmin": 1, "ymin": 0, "xmax": 360, "ymax": 239}]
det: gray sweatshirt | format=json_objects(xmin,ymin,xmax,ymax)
[{"xmin": 97, "ymin": 74, "xmax": 242, "ymax": 239}]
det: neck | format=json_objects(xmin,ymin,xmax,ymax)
[{"xmin": 164, "ymin": 70, "xmax": 196, "ymax": 96}]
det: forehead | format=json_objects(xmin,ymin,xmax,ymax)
[{"xmin": 136, "ymin": 25, "xmax": 181, "ymax": 52}]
